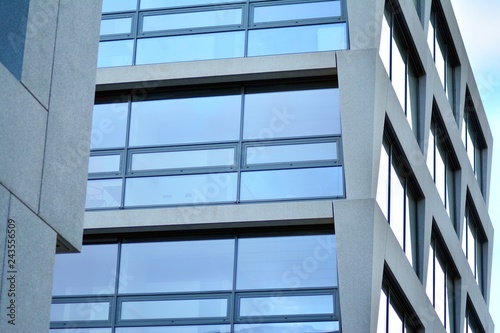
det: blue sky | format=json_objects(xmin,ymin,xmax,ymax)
[{"xmin": 451, "ymin": 0, "xmax": 500, "ymax": 324}]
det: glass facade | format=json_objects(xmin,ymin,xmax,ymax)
[
  {"xmin": 50, "ymin": 233, "xmax": 340, "ymax": 332},
  {"xmin": 98, "ymin": 0, "xmax": 347, "ymax": 67},
  {"xmin": 462, "ymin": 197, "xmax": 485, "ymax": 295},
  {"xmin": 87, "ymin": 83, "xmax": 344, "ymax": 209}
]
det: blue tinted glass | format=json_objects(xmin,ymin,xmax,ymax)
[
  {"xmin": 240, "ymin": 167, "xmax": 344, "ymax": 201},
  {"xmin": 97, "ymin": 40, "xmax": 134, "ymax": 68},
  {"xmin": 91, "ymin": 103, "xmax": 128, "ymax": 149},
  {"xmin": 102, "ymin": 0, "xmax": 136, "ymax": 13},
  {"xmin": 234, "ymin": 322, "xmax": 339, "ymax": 333},
  {"xmin": 248, "ymin": 23, "xmax": 347, "ymax": 57},
  {"xmin": 50, "ymin": 329, "xmax": 112, "ymax": 333},
  {"xmin": 237, "ymin": 235, "xmax": 338, "ymax": 289},
  {"xmin": 142, "ymin": 9, "xmax": 242, "ymax": 32},
  {"xmin": 52, "ymin": 244, "xmax": 118, "ymax": 296},
  {"xmin": 100, "ymin": 17, "xmax": 132, "ymax": 35},
  {"xmin": 121, "ymin": 299, "xmax": 228, "ymax": 319},
  {"xmin": 246, "ymin": 142, "xmax": 337, "ymax": 165},
  {"xmin": 50, "ymin": 302, "xmax": 110, "ymax": 321},
  {"xmin": 243, "ymin": 88, "xmax": 340, "ymax": 140},
  {"xmin": 88, "ymin": 154, "xmax": 121, "ymax": 173},
  {"xmin": 119, "ymin": 239, "xmax": 234, "ymax": 293},
  {"xmin": 116, "ymin": 326, "xmax": 230, "ymax": 333},
  {"xmin": 125, "ymin": 173, "xmax": 237, "ymax": 206},
  {"xmin": 240, "ymin": 295, "xmax": 334, "ymax": 316},
  {"xmin": 86, "ymin": 179, "xmax": 122, "ymax": 209},
  {"xmin": 141, "ymin": 0, "xmax": 235, "ymax": 9},
  {"xmin": 254, "ymin": 1, "xmax": 341, "ymax": 23},
  {"xmin": 129, "ymin": 95, "xmax": 240, "ymax": 146},
  {"xmin": 136, "ymin": 31, "xmax": 244, "ymax": 65}
]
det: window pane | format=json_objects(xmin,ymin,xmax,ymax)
[
  {"xmin": 50, "ymin": 329, "xmax": 112, "ymax": 333},
  {"xmin": 100, "ymin": 17, "xmax": 132, "ymax": 35},
  {"xmin": 392, "ymin": 35, "xmax": 406, "ymax": 112},
  {"xmin": 121, "ymin": 299, "xmax": 228, "ymax": 320},
  {"xmin": 141, "ymin": 0, "xmax": 235, "ymax": 9},
  {"xmin": 88, "ymin": 155, "xmax": 121, "ymax": 173},
  {"xmin": 435, "ymin": 256, "xmax": 446, "ymax": 325},
  {"xmin": 234, "ymin": 322, "xmax": 339, "ymax": 333},
  {"xmin": 427, "ymin": 128, "xmax": 435, "ymax": 178},
  {"xmin": 239, "ymin": 295, "xmax": 334, "ymax": 316},
  {"xmin": 388, "ymin": 300, "xmax": 404, "ymax": 332},
  {"xmin": 248, "ymin": 23, "xmax": 346, "ymax": 57},
  {"xmin": 136, "ymin": 31, "xmax": 244, "ymax": 65},
  {"xmin": 97, "ymin": 40, "xmax": 134, "ymax": 68},
  {"xmin": 380, "ymin": 11, "xmax": 391, "ymax": 76},
  {"xmin": 237, "ymin": 235, "xmax": 337, "ymax": 289},
  {"xmin": 377, "ymin": 143, "xmax": 390, "ymax": 220},
  {"xmin": 50, "ymin": 302, "xmax": 110, "ymax": 321},
  {"xmin": 129, "ymin": 95, "xmax": 240, "ymax": 146},
  {"xmin": 119, "ymin": 239, "xmax": 234, "ymax": 293},
  {"xmin": 390, "ymin": 164, "xmax": 405, "ymax": 249},
  {"xmin": 91, "ymin": 103, "xmax": 128, "ymax": 149},
  {"xmin": 246, "ymin": 142, "xmax": 337, "ymax": 165},
  {"xmin": 240, "ymin": 167, "xmax": 344, "ymax": 201},
  {"xmin": 124, "ymin": 173, "xmax": 237, "ymax": 206},
  {"xmin": 243, "ymin": 88, "xmax": 340, "ymax": 140},
  {"xmin": 86, "ymin": 179, "xmax": 122, "ymax": 209},
  {"xmin": 253, "ymin": 1, "xmax": 341, "ymax": 23},
  {"xmin": 377, "ymin": 289, "xmax": 388, "ymax": 333},
  {"xmin": 116, "ymin": 326, "xmax": 231, "ymax": 333},
  {"xmin": 436, "ymin": 38, "xmax": 446, "ymax": 88},
  {"xmin": 102, "ymin": 0, "xmax": 136, "ymax": 13},
  {"xmin": 427, "ymin": 15, "xmax": 435, "ymax": 59},
  {"xmin": 52, "ymin": 244, "xmax": 118, "ymax": 296},
  {"xmin": 131, "ymin": 148, "xmax": 235, "ymax": 171},
  {"xmin": 436, "ymin": 146, "xmax": 446, "ymax": 206},
  {"xmin": 426, "ymin": 245, "xmax": 435, "ymax": 304},
  {"xmin": 142, "ymin": 9, "xmax": 242, "ymax": 32}
]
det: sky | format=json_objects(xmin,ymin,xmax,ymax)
[{"xmin": 450, "ymin": 0, "xmax": 500, "ymax": 325}]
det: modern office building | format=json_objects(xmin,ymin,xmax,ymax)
[{"xmin": 48, "ymin": 0, "xmax": 494, "ymax": 332}]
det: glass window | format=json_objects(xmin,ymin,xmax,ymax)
[
  {"xmin": 50, "ymin": 329, "xmax": 112, "ymax": 333},
  {"xmin": 102, "ymin": 0, "xmax": 137, "ymax": 13},
  {"xmin": 140, "ymin": 0, "xmax": 235, "ymax": 10},
  {"xmin": 240, "ymin": 166, "xmax": 343, "ymax": 201},
  {"xmin": 236, "ymin": 235, "xmax": 337, "ymax": 289},
  {"xmin": 124, "ymin": 173, "xmax": 238, "ymax": 206},
  {"xmin": 120, "ymin": 298, "xmax": 228, "ymax": 320},
  {"xmin": 129, "ymin": 95, "xmax": 241, "ymax": 146},
  {"xmin": 248, "ymin": 23, "xmax": 346, "ymax": 57},
  {"xmin": 462, "ymin": 201, "xmax": 485, "ymax": 292},
  {"xmin": 136, "ymin": 31, "xmax": 245, "ymax": 65},
  {"xmin": 246, "ymin": 142, "xmax": 337, "ymax": 165},
  {"xmin": 52, "ymin": 244, "xmax": 118, "ymax": 296},
  {"xmin": 142, "ymin": 9, "xmax": 242, "ymax": 32},
  {"xmin": 239, "ymin": 295, "xmax": 334, "ymax": 316},
  {"xmin": 116, "ymin": 326, "xmax": 230, "ymax": 333},
  {"xmin": 118, "ymin": 239, "xmax": 235, "ymax": 293},
  {"xmin": 50, "ymin": 302, "xmax": 110, "ymax": 322},
  {"xmin": 85, "ymin": 179, "xmax": 122, "ymax": 209},
  {"xmin": 97, "ymin": 40, "xmax": 134, "ymax": 68},
  {"xmin": 243, "ymin": 88, "xmax": 340, "ymax": 139},
  {"xmin": 253, "ymin": 1, "xmax": 341, "ymax": 23},
  {"xmin": 100, "ymin": 17, "xmax": 133, "ymax": 35},
  {"xmin": 463, "ymin": 92, "xmax": 486, "ymax": 191},
  {"xmin": 234, "ymin": 322, "xmax": 339, "ymax": 333},
  {"xmin": 131, "ymin": 148, "xmax": 235, "ymax": 171},
  {"xmin": 378, "ymin": 279, "xmax": 420, "ymax": 333},
  {"xmin": 88, "ymin": 155, "xmax": 121, "ymax": 174},
  {"xmin": 91, "ymin": 103, "xmax": 129, "ymax": 149}
]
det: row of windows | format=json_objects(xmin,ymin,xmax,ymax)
[
  {"xmin": 50, "ymin": 233, "xmax": 340, "ymax": 332},
  {"xmin": 88, "ymin": 84, "xmax": 344, "ymax": 209},
  {"xmin": 98, "ymin": 0, "xmax": 347, "ymax": 67}
]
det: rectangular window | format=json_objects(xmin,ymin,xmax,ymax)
[
  {"xmin": 98, "ymin": 0, "xmax": 348, "ymax": 67},
  {"xmin": 50, "ymin": 233, "xmax": 340, "ymax": 330}
]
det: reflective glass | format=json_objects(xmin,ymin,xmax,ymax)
[
  {"xmin": 234, "ymin": 321, "xmax": 339, "ymax": 333},
  {"xmin": 142, "ymin": 9, "xmax": 242, "ymax": 32},
  {"xmin": 243, "ymin": 88, "xmax": 340, "ymax": 139},
  {"xmin": 119, "ymin": 239, "xmax": 234, "ymax": 293},
  {"xmin": 141, "ymin": 0, "xmax": 235, "ymax": 9},
  {"xmin": 376, "ymin": 143, "xmax": 389, "ymax": 220},
  {"xmin": 129, "ymin": 95, "xmax": 240, "ymax": 146},
  {"xmin": 91, "ymin": 103, "xmax": 128, "ymax": 149},
  {"xmin": 253, "ymin": 1, "xmax": 341, "ymax": 23},
  {"xmin": 435, "ymin": 255, "xmax": 446, "ymax": 326},
  {"xmin": 240, "ymin": 295, "xmax": 334, "ymax": 316},
  {"xmin": 236, "ymin": 235, "xmax": 337, "ymax": 289},
  {"xmin": 389, "ymin": 164, "xmax": 405, "ymax": 250},
  {"xmin": 88, "ymin": 155, "xmax": 121, "ymax": 173},
  {"xmin": 116, "ymin": 326, "xmax": 230, "ymax": 333},
  {"xmin": 377, "ymin": 289, "xmax": 387, "ymax": 333},
  {"xmin": 246, "ymin": 142, "xmax": 337, "ymax": 165},
  {"xmin": 50, "ymin": 329, "xmax": 111, "ymax": 333},
  {"xmin": 131, "ymin": 148, "xmax": 235, "ymax": 171},
  {"xmin": 426, "ymin": 245, "xmax": 435, "ymax": 304},
  {"xmin": 124, "ymin": 173, "xmax": 237, "ymax": 206},
  {"xmin": 427, "ymin": 15, "xmax": 435, "ymax": 59},
  {"xmin": 240, "ymin": 167, "xmax": 343, "ymax": 201},
  {"xmin": 436, "ymin": 146, "xmax": 446, "ymax": 206},
  {"xmin": 121, "ymin": 298, "xmax": 228, "ymax": 320},
  {"xmin": 100, "ymin": 17, "xmax": 132, "ymax": 35},
  {"xmin": 248, "ymin": 23, "xmax": 346, "ymax": 57},
  {"xmin": 436, "ymin": 38, "xmax": 446, "ymax": 88},
  {"xmin": 97, "ymin": 40, "xmax": 134, "ymax": 68},
  {"xmin": 392, "ymin": 35, "xmax": 406, "ymax": 112},
  {"xmin": 407, "ymin": 65, "xmax": 418, "ymax": 131},
  {"xmin": 102, "ymin": 0, "xmax": 136, "ymax": 13},
  {"xmin": 136, "ymin": 31, "xmax": 245, "ymax": 65},
  {"xmin": 467, "ymin": 222, "xmax": 476, "ymax": 274},
  {"xmin": 388, "ymin": 299, "xmax": 404, "ymax": 332},
  {"xmin": 52, "ymin": 244, "xmax": 118, "ymax": 296},
  {"xmin": 50, "ymin": 302, "xmax": 110, "ymax": 321},
  {"xmin": 86, "ymin": 179, "xmax": 122, "ymax": 209},
  {"xmin": 379, "ymin": 11, "xmax": 391, "ymax": 77}
]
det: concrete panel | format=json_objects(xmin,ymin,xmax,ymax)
[
  {"xmin": 0, "ymin": 185, "xmax": 11, "ymax": 298},
  {"xmin": 0, "ymin": 65, "xmax": 47, "ymax": 212},
  {"xmin": 96, "ymin": 52, "xmax": 337, "ymax": 91},
  {"xmin": 345, "ymin": 0, "xmax": 382, "ymax": 50},
  {"xmin": 20, "ymin": 0, "xmax": 59, "ymax": 108},
  {"xmin": 84, "ymin": 200, "xmax": 335, "ymax": 233},
  {"xmin": 0, "ymin": 196, "xmax": 56, "ymax": 332},
  {"xmin": 39, "ymin": 0, "xmax": 102, "ymax": 250}
]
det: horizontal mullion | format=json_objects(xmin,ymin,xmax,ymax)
[
  {"xmin": 100, "ymin": 34, "xmax": 136, "ymax": 41},
  {"xmin": 242, "ymin": 135, "xmax": 341, "ymax": 145},
  {"xmin": 236, "ymin": 288, "xmax": 337, "ymax": 297},
  {"xmin": 117, "ymin": 292, "xmax": 232, "ymax": 301},
  {"xmin": 137, "ymin": 24, "xmax": 244, "ymax": 38},
  {"xmin": 249, "ymin": 17, "xmax": 344, "ymax": 29},
  {"xmin": 52, "ymin": 296, "xmax": 115, "ymax": 303},
  {"xmin": 235, "ymin": 314, "xmax": 337, "ymax": 323},
  {"xmin": 242, "ymin": 161, "xmax": 340, "ymax": 171},
  {"xmin": 50, "ymin": 320, "xmax": 112, "ymax": 329},
  {"xmin": 127, "ymin": 166, "xmax": 235, "ymax": 177}
]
